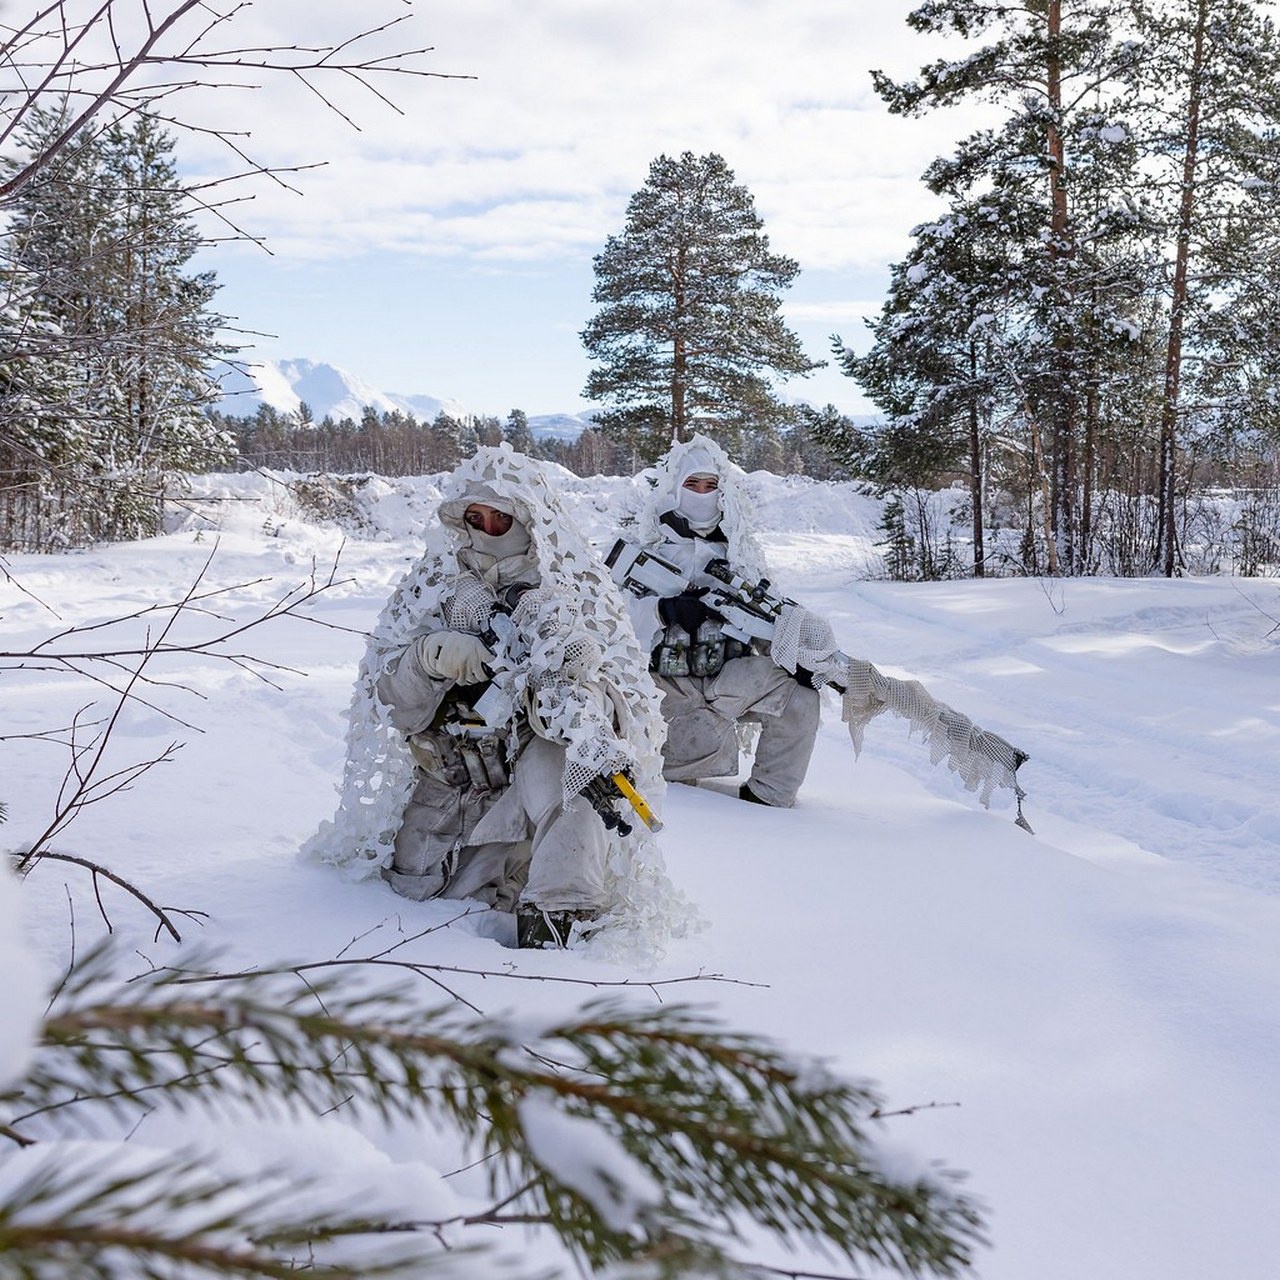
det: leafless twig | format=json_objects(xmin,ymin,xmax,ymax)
[
  {"xmin": 11, "ymin": 848, "xmax": 202, "ymax": 942},
  {"xmin": 1, "ymin": 545, "xmax": 356, "ymax": 717},
  {"xmin": 6, "ymin": 548, "xmax": 350, "ymax": 911},
  {"xmin": 0, "ymin": 2, "xmax": 474, "ymax": 208},
  {"xmin": 869, "ymin": 1099, "xmax": 961, "ymax": 1120}
]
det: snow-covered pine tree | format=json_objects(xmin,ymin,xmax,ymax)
[
  {"xmin": 1192, "ymin": 219, "xmax": 1280, "ymax": 477},
  {"xmin": 2, "ymin": 111, "xmax": 117, "ymax": 549},
  {"xmin": 0, "ymin": 267, "xmax": 88, "ymax": 550},
  {"xmin": 868, "ymin": 0, "xmax": 1154, "ymax": 575},
  {"xmin": 581, "ymin": 151, "xmax": 821, "ymax": 463},
  {"xmin": 99, "ymin": 114, "xmax": 233, "ymax": 535},
  {"xmin": 0, "ymin": 941, "xmax": 987, "ymax": 1279},
  {"xmin": 830, "ymin": 193, "xmax": 1030, "ymax": 577},
  {"xmin": 1, "ymin": 110, "xmax": 232, "ymax": 545},
  {"xmin": 1126, "ymin": 0, "xmax": 1280, "ymax": 574}
]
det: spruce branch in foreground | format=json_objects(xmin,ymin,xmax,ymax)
[
  {"xmin": 0, "ymin": 1147, "xmax": 473, "ymax": 1280},
  {"xmin": 4, "ymin": 945, "xmax": 986, "ymax": 1279}
]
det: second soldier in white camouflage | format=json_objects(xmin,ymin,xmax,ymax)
[{"xmin": 616, "ymin": 435, "xmax": 820, "ymax": 809}]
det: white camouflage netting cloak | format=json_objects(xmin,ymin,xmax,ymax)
[
  {"xmin": 302, "ymin": 445, "xmax": 698, "ymax": 950},
  {"xmin": 628, "ymin": 435, "xmax": 1030, "ymax": 821}
]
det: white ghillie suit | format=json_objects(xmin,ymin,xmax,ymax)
[
  {"xmin": 302, "ymin": 446, "xmax": 689, "ymax": 948},
  {"xmin": 620, "ymin": 435, "xmax": 822, "ymax": 809}
]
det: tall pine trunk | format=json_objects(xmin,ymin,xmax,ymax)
[
  {"xmin": 1158, "ymin": 0, "xmax": 1208, "ymax": 577},
  {"xmin": 1082, "ymin": 365, "xmax": 1098, "ymax": 570},
  {"xmin": 968, "ymin": 340, "xmax": 985, "ymax": 577},
  {"xmin": 671, "ymin": 249, "xmax": 688, "ymax": 441},
  {"xmin": 1045, "ymin": 0, "xmax": 1078, "ymax": 573}
]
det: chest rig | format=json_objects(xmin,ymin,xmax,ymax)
[
  {"xmin": 647, "ymin": 514, "xmax": 747, "ymax": 678},
  {"xmin": 653, "ymin": 621, "xmax": 748, "ymax": 678},
  {"xmin": 405, "ymin": 575, "xmax": 534, "ymax": 793}
]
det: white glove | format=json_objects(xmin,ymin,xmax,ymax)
[{"xmin": 416, "ymin": 630, "xmax": 492, "ymax": 684}]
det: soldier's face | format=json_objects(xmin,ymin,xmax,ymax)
[
  {"xmin": 463, "ymin": 504, "xmax": 515, "ymax": 536},
  {"xmin": 682, "ymin": 475, "xmax": 719, "ymax": 495}
]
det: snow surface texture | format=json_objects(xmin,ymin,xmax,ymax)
[
  {"xmin": 0, "ymin": 872, "xmax": 42, "ymax": 1090},
  {"xmin": 3, "ymin": 466, "xmax": 1279, "ymax": 1279}
]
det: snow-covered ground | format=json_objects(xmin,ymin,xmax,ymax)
[{"xmin": 3, "ymin": 466, "xmax": 1279, "ymax": 1279}]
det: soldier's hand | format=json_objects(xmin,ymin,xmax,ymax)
[
  {"xmin": 658, "ymin": 588, "xmax": 720, "ymax": 635},
  {"xmin": 417, "ymin": 630, "xmax": 493, "ymax": 684}
]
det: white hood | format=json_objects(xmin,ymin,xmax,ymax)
[{"xmin": 637, "ymin": 434, "xmax": 769, "ymax": 581}]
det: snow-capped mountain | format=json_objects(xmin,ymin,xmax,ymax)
[
  {"xmin": 211, "ymin": 358, "xmax": 591, "ymax": 441},
  {"xmin": 519, "ymin": 411, "xmax": 599, "ymax": 440},
  {"xmin": 213, "ymin": 358, "xmax": 469, "ymax": 427}
]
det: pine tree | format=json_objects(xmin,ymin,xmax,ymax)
[
  {"xmin": 870, "ymin": 0, "xmax": 1152, "ymax": 574},
  {"xmin": 833, "ymin": 196, "xmax": 1029, "ymax": 576},
  {"xmin": 581, "ymin": 151, "xmax": 821, "ymax": 463},
  {"xmin": 430, "ymin": 411, "xmax": 467, "ymax": 469},
  {"xmin": 1126, "ymin": 0, "xmax": 1280, "ymax": 574},
  {"xmin": 101, "ymin": 115, "xmax": 233, "ymax": 528},
  {"xmin": 0, "ymin": 262, "xmax": 89, "ymax": 548},
  {"xmin": 2, "ymin": 114, "xmax": 111, "ymax": 548},
  {"xmin": 503, "ymin": 408, "xmax": 537, "ymax": 454},
  {"xmin": 0, "ymin": 941, "xmax": 987, "ymax": 1279},
  {"xmin": 2, "ymin": 110, "xmax": 232, "ymax": 545}
]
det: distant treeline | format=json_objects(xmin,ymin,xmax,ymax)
[
  {"xmin": 208, "ymin": 401, "xmax": 1280, "ymax": 581},
  {"xmin": 205, "ymin": 402, "xmax": 845, "ymax": 480}
]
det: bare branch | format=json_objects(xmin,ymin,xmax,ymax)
[
  {"xmin": 12, "ymin": 847, "xmax": 203, "ymax": 944},
  {"xmin": 2, "ymin": 547, "xmax": 356, "ymax": 705},
  {"xmin": 5, "ymin": 548, "xmax": 350, "ymax": 870},
  {"xmin": 869, "ymin": 1100, "xmax": 962, "ymax": 1120},
  {"xmin": 15, "ymin": 665, "xmax": 184, "ymax": 870},
  {"xmin": 164, "ymin": 944, "xmax": 765, "ymax": 1000},
  {"xmin": 0, "ymin": 2, "xmax": 474, "ymax": 209}
]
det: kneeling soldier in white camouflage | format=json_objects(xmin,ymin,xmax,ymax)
[
  {"xmin": 608, "ymin": 436, "xmax": 1035, "ymax": 827},
  {"xmin": 304, "ymin": 446, "xmax": 668, "ymax": 949},
  {"xmin": 611, "ymin": 435, "xmax": 821, "ymax": 809}
]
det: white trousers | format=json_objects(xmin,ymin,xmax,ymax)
[
  {"xmin": 653, "ymin": 655, "xmax": 820, "ymax": 807},
  {"xmin": 384, "ymin": 734, "xmax": 607, "ymax": 912}
]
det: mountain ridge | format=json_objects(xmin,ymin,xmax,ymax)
[{"xmin": 213, "ymin": 357, "xmax": 595, "ymax": 440}]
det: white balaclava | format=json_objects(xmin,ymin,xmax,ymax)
[
  {"xmin": 672, "ymin": 454, "xmax": 723, "ymax": 533},
  {"xmin": 438, "ymin": 487, "xmax": 534, "ymax": 582},
  {"xmin": 465, "ymin": 506, "xmax": 531, "ymax": 560},
  {"xmin": 635, "ymin": 434, "xmax": 768, "ymax": 583}
]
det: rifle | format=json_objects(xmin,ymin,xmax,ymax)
[
  {"xmin": 700, "ymin": 557, "xmax": 850, "ymax": 695},
  {"xmin": 606, "ymin": 538, "xmax": 850, "ymax": 689},
  {"xmin": 608, "ymin": 538, "xmax": 1032, "ymax": 830},
  {"xmin": 472, "ymin": 587, "xmax": 662, "ymax": 837}
]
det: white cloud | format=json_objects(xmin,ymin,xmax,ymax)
[
  {"xmin": 176, "ymin": 0, "xmax": 976, "ymax": 273},
  {"xmin": 156, "ymin": 0, "xmax": 997, "ymax": 410},
  {"xmin": 783, "ymin": 299, "xmax": 883, "ymax": 325}
]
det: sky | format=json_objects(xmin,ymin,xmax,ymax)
[
  {"xmin": 4, "ymin": 468, "xmax": 1279, "ymax": 1278},
  {"xmin": 179, "ymin": 1, "xmax": 976, "ymax": 419}
]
